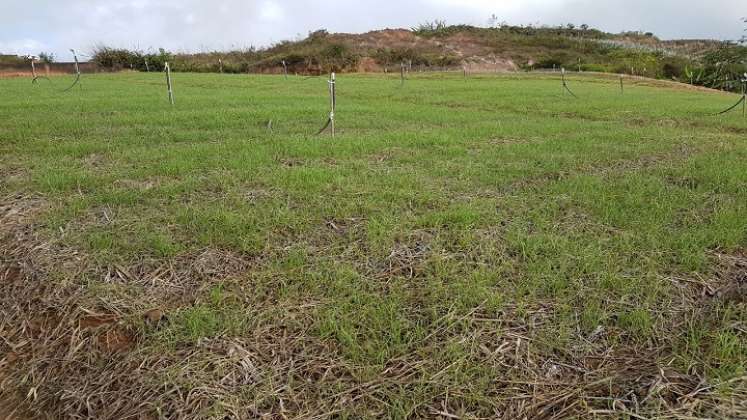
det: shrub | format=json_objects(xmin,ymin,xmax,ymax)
[
  {"xmin": 320, "ymin": 43, "xmax": 358, "ymax": 72},
  {"xmin": 661, "ymin": 57, "xmax": 688, "ymax": 79},
  {"xmin": 91, "ymin": 46, "xmax": 172, "ymax": 72},
  {"xmin": 535, "ymin": 52, "xmax": 572, "ymax": 69},
  {"xmin": 580, "ymin": 63, "xmax": 609, "ymax": 73},
  {"xmin": 38, "ymin": 52, "xmax": 55, "ymax": 63},
  {"xmin": 412, "ymin": 20, "xmax": 448, "ymax": 36},
  {"xmin": 91, "ymin": 46, "xmax": 142, "ymax": 69}
]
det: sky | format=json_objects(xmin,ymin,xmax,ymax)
[{"xmin": 1, "ymin": 0, "xmax": 744, "ymax": 61}]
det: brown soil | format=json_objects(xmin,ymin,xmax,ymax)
[{"xmin": 0, "ymin": 71, "xmax": 81, "ymax": 78}]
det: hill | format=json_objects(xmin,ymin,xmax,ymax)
[
  {"xmin": 167, "ymin": 25, "xmax": 722, "ymax": 76},
  {"xmin": 82, "ymin": 24, "xmax": 745, "ymax": 91}
]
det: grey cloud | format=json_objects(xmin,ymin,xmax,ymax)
[{"xmin": 1, "ymin": 0, "xmax": 744, "ymax": 61}]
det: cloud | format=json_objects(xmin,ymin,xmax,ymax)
[
  {"xmin": 0, "ymin": 38, "xmax": 48, "ymax": 56},
  {"xmin": 259, "ymin": 1, "xmax": 285, "ymax": 22},
  {"xmin": 1, "ymin": 0, "xmax": 743, "ymax": 61}
]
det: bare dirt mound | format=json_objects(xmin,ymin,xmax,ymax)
[
  {"xmin": 330, "ymin": 28, "xmax": 522, "ymax": 71},
  {"xmin": 333, "ymin": 29, "xmax": 432, "ymax": 50}
]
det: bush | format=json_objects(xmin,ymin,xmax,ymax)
[
  {"xmin": 91, "ymin": 46, "xmax": 172, "ymax": 72},
  {"xmin": 661, "ymin": 58, "xmax": 687, "ymax": 79},
  {"xmin": 92, "ymin": 46, "xmax": 142, "ymax": 69},
  {"xmin": 38, "ymin": 52, "xmax": 55, "ymax": 63},
  {"xmin": 144, "ymin": 49, "xmax": 172, "ymax": 72},
  {"xmin": 412, "ymin": 20, "xmax": 448, "ymax": 36},
  {"xmin": 320, "ymin": 43, "xmax": 359, "ymax": 72},
  {"xmin": 580, "ymin": 63, "xmax": 609, "ymax": 73},
  {"xmin": 535, "ymin": 52, "xmax": 572, "ymax": 69}
]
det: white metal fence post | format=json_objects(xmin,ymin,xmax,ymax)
[
  {"xmin": 62, "ymin": 49, "xmax": 82, "ymax": 92},
  {"xmin": 165, "ymin": 62, "xmax": 175, "ymax": 105},
  {"xmin": 562, "ymin": 68, "xmax": 566, "ymax": 94},
  {"xmin": 329, "ymin": 72, "xmax": 336, "ymax": 137},
  {"xmin": 30, "ymin": 57, "xmax": 38, "ymax": 83}
]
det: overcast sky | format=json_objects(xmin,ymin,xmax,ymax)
[{"xmin": 1, "ymin": 0, "xmax": 744, "ymax": 61}]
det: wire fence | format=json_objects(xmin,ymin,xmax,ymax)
[{"xmin": 12, "ymin": 59, "xmax": 746, "ymax": 140}]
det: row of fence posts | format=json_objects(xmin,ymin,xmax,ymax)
[
  {"xmin": 559, "ymin": 69, "xmax": 746, "ymax": 116},
  {"xmin": 550, "ymin": 63, "xmax": 654, "ymax": 78},
  {"xmin": 30, "ymin": 54, "xmax": 746, "ymax": 126},
  {"xmin": 29, "ymin": 50, "xmax": 81, "ymax": 90}
]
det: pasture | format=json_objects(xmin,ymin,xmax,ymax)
[{"xmin": 1, "ymin": 71, "xmax": 746, "ymax": 418}]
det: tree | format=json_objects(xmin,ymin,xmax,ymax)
[
  {"xmin": 38, "ymin": 52, "xmax": 55, "ymax": 63},
  {"xmin": 487, "ymin": 14, "xmax": 498, "ymax": 28},
  {"xmin": 741, "ymin": 17, "xmax": 746, "ymax": 44}
]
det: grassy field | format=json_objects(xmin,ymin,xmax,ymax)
[{"xmin": 1, "ymin": 71, "xmax": 746, "ymax": 419}]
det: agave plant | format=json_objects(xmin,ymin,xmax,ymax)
[{"xmin": 683, "ymin": 66, "xmax": 704, "ymax": 85}]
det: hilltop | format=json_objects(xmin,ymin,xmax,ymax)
[
  {"xmin": 82, "ymin": 23, "xmax": 744, "ymax": 91},
  {"xmin": 2, "ymin": 23, "xmax": 744, "ymax": 91},
  {"xmin": 166, "ymin": 24, "xmax": 724, "ymax": 76}
]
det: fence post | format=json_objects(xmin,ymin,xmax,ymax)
[
  {"xmin": 329, "ymin": 72, "xmax": 336, "ymax": 137},
  {"xmin": 711, "ymin": 75, "xmax": 746, "ymax": 116},
  {"xmin": 62, "ymin": 49, "xmax": 82, "ymax": 92},
  {"xmin": 144, "ymin": 58, "xmax": 150, "ymax": 72},
  {"xmin": 165, "ymin": 62, "xmax": 175, "ymax": 105},
  {"xmin": 561, "ymin": 68, "xmax": 578, "ymax": 98},
  {"xmin": 620, "ymin": 74, "xmax": 624, "ymax": 95},
  {"xmin": 71, "ymin": 49, "xmax": 80, "ymax": 78},
  {"xmin": 282, "ymin": 60, "xmax": 288, "ymax": 78},
  {"xmin": 562, "ymin": 68, "xmax": 566, "ymax": 94},
  {"xmin": 30, "ymin": 57, "xmax": 38, "ymax": 83},
  {"xmin": 400, "ymin": 62, "xmax": 405, "ymax": 86}
]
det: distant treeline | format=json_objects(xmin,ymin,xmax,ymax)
[{"xmin": 89, "ymin": 24, "xmax": 747, "ymax": 92}]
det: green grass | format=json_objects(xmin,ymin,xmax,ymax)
[{"xmin": 1, "ymin": 71, "xmax": 745, "ymax": 418}]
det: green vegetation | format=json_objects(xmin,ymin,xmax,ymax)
[
  {"xmin": 38, "ymin": 51, "xmax": 56, "ymax": 64},
  {"xmin": 90, "ymin": 46, "xmax": 172, "ymax": 71},
  {"xmin": 0, "ymin": 54, "xmax": 26, "ymax": 65},
  {"xmin": 1, "ymin": 72, "xmax": 745, "ymax": 418}
]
